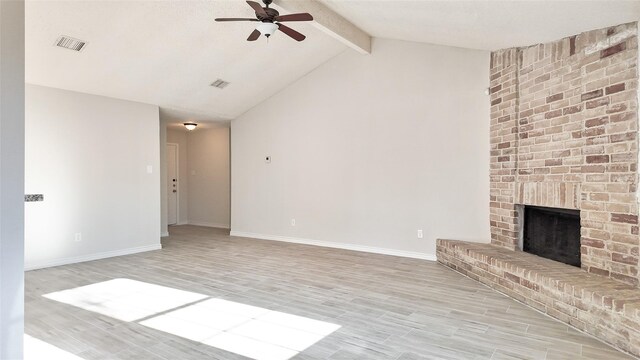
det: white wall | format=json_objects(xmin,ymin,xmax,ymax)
[
  {"xmin": 187, "ymin": 126, "xmax": 230, "ymax": 228},
  {"xmin": 0, "ymin": 1, "xmax": 25, "ymax": 358},
  {"xmin": 167, "ymin": 129, "xmax": 189, "ymax": 225},
  {"xmin": 25, "ymin": 85, "xmax": 162, "ymax": 269},
  {"xmin": 231, "ymin": 38, "xmax": 490, "ymax": 258}
]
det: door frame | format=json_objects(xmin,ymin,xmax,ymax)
[{"xmin": 167, "ymin": 142, "xmax": 180, "ymax": 225}]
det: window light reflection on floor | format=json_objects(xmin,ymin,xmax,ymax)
[
  {"xmin": 43, "ymin": 279, "xmax": 341, "ymax": 360},
  {"xmin": 24, "ymin": 334, "xmax": 85, "ymax": 360},
  {"xmin": 42, "ymin": 278, "xmax": 208, "ymax": 321}
]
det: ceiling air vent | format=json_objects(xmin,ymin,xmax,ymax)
[
  {"xmin": 210, "ymin": 79, "xmax": 230, "ymax": 89},
  {"xmin": 54, "ymin": 36, "xmax": 87, "ymax": 52}
]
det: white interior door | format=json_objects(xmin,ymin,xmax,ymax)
[{"xmin": 167, "ymin": 143, "xmax": 178, "ymax": 225}]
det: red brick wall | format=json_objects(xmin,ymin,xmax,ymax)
[
  {"xmin": 489, "ymin": 22, "xmax": 639, "ymax": 285},
  {"xmin": 489, "ymin": 48, "xmax": 520, "ymax": 250}
]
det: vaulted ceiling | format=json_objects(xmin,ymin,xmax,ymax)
[
  {"xmin": 26, "ymin": 1, "xmax": 640, "ymax": 122},
  {"xmin": 317, "ymin": 0, "xmax": 640, "ymax": 51},
  {"xmin": 26, "ymin": 0, "xmax": 346, "ymax": 120}
]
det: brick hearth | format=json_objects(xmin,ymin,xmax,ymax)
[{"xmin": 437, "ymin": 239, "xmax": 640, "ymax": 357}]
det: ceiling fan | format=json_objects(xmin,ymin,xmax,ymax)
[{"xmin": 215, "ymin": 0, "xmax": 313, "ymax": 42}]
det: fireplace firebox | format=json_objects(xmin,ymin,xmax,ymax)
[{"xmin": 522, "ymin": 206, "xmax": 581, "ymax": 267}]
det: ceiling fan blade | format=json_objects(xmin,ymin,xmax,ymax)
[
  {"xmin": 247, "ymin": 29, "xmax": 261, "ymax": 41},
  {"xmin": 246, "ymin": 1, "xmax": 268, "ymax": 17},
  {"xmin": 215, "ymin": 18, "xmax": 259, "ymax": 22},
  {"xmin": 277, "ymin": 23, "xmax": 306, "ymax": 41},
  {"xmin": 275, "ymin": 13, "xmax": 313, "ymax": 22}
]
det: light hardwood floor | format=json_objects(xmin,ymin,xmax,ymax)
[{"xmin": 25, "ymin": 225, "xmax": 634, "ymax": 360}]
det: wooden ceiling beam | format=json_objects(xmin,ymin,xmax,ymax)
[{"xmin": 274, "ymin": 0, "xmax": 371, "ymax": 54}]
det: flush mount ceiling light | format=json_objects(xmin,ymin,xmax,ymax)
[{"xmin": 183, "ymin": 123, "xmax": 198, "ymax": 131}]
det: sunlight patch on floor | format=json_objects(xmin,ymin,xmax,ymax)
[
  {"xmin": 43, "ymin": 279, "xmax": 340, "ymax": 360},
  {"xmin": 43, "ymin": 278, "xmax": 208, "ymax": 321},
  {"xmin": 141, "ymin": 298, "xmax": 341, "ymax": 360},
  {"xmin": 24, "ymin": 334, "xmax": 84, "ymax": 360}
]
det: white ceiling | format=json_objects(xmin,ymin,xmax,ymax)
[
  {"xmin": 26, "ymin": 1, "xmax": 640, "ymax": 123},
  {"xmin": 26, "ymin": 0, "xmax": 346, "ymax": 120},
  {"xmin": 318, "ymin": 0, "xmax": 640, "ymax": 51},
  {"xmin": 160, "ymin": 107, "xmax": 230, "ymax": 128}
]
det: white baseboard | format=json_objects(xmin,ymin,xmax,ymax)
[
  {"xmin": 229, "ymin": 231, "xmax": 437, "ymax": 261},
  {"xmin": 161, "ymin": 231, "xmax": 170, "ymax": 237},
  {"xmin": 25, "ymin": 243, "xmax": 163, "ymax": 271},
  {"xmin": 188, "ymin": 221, "xmax": 231, "ymax": 229}
]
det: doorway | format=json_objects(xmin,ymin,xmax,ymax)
[
  {"xmin": 162, "ymin": 123, "xmax": 231, "ymax": 233},
  {"xmin": 167, "ymin": 143, "xmax": 179, "ymax": 225}
]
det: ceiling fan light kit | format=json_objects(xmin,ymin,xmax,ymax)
[
  {"xmin": 256, "ymin": 22, "xmax": 279, "ymax": 37},
  {"xmin": 215, "ymin": 0, "xmax": 313, "ymax": 42}
]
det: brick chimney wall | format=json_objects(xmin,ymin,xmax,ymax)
[{"xmin": 489, "ymin": 22, "xmax": 640, "ymax": 285}]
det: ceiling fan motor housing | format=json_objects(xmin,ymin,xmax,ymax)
[{"xmin": 257, "ymin": 7, "xmax": 279, "ymax": 22}]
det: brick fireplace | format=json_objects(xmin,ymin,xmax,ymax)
[
  {"xmin": 437, "ymin": 22, "xmax": 640, "ymax": 356},
  {"xmin": 489, "ymin": 22, "xmax": 639, "ymax": 286}
]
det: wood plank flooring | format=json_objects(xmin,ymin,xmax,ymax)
[{"xmin": 25, "ymin": 225, "xmax": 635, "ymax": 360}]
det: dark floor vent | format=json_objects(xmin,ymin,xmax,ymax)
[{"xmin": 523, "ymin": 206, "xmax": 581, "ymax": 267}]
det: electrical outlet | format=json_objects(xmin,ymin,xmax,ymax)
[
  {"xmin": 417, "ymin": 229, "xmax": 423, "ymax": 239},
  {"xmin": 74, "ymin": 233, "xmax": 82, "ymax": 242},
  {"xmin": 291, "ymin": 218, "xmax": 296, "ymax": 226}
]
